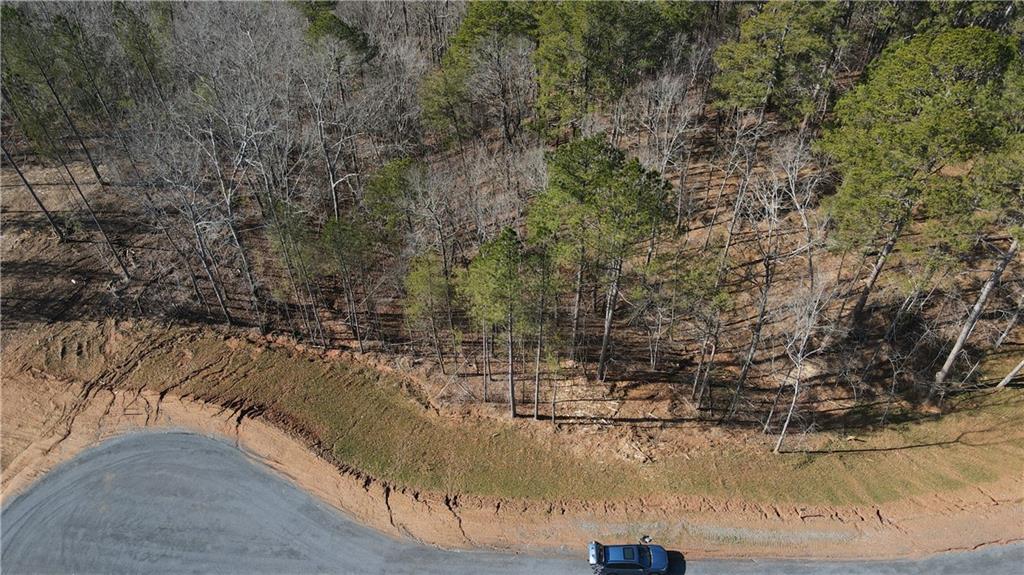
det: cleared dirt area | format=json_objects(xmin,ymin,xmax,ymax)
[{"xmin": 2, "ymin": 319, "xmax": 1021, "ymax": 559}]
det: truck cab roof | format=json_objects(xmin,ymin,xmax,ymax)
[{"xmin": 606, "ymin": 545, "xmax": 642, "ymax": 564}]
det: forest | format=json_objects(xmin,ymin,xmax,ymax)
[{"xmin": 2, "ymin": 0, "xmax": 1022, "ymax": 453}]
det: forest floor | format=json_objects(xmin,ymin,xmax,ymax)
[{"xmin": 3, "ymin": 160, "xmax": 1023, "ymax": 559}]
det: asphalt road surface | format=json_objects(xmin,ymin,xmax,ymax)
[{"xmin": 2, "ymin": 432, "xmax": 1020, "ymax": 574}]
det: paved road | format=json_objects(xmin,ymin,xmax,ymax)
[{"xmin": 2, "ymin": 432, "xmax": 1020, "ymax": 574}]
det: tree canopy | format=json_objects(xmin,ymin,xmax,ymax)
[
  {"xmin": 712, "ymin": 0, "xmax": 845, "ymax": 121},
  {"xmin": 822, "ymin": 27, "xmax": 1019, "ymax": 253}
]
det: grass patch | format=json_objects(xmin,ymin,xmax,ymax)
[{"xmin": 130, "ymin": 334, "xmax": 637, "ymax": 499}]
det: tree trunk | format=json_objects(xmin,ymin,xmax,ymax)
[
  {"xmin": 597, "ymin": 258, "xmax": 622, "ymax": 382},
  {"xmin": 266, "ymin": 187, "xmax": 322, "ymax": 343},
  {"xmin": 64, "ymin": 35, "xmax": 209, "ymax": 315},
  {"xmin": 207, "ymin": 133, "xmax": 262, "ymax": 329},
  {"xmin": 67, "ymin": 22, "xmax": 138, "ymax": 186},
  {"xmin": 290, "ymin": 230, "xmax": 328, "ymax": 347},
  {"xmin": 715, "ymin": 163, "xmax": 752, "ymax": 286},
  {"xmin": 435, "ymin": 218, "xmax": 459, "ymax": 369},
  {"xmin": 569, "ymin": 243, "xmax": 585, "ymax": 360},
  {"xmin": 2, "ymin": 144, "xmax": 64, "ymax": 240},
  {"xmin": 645, "ymin": 221, "xmax": 658, "ymax": 267},
  {"xmin": 851, "ymin": 219, "xmax": 905, "ymax": 325},
  {"xmin": 773, "ymin": 364, "xmax": 803, "ymax": 454},
  {"xmin": 651, "ymin": 307, "xmax": 667, "ymax": 369},
  {"xmin": 226, "ymin": 218, "xmax": 262, "ymax": 327},
  {"xmin": 353, "ymin": 259, "xmax": 378, "ymax": 341},
  {"xmin": 137, "ymin": 42, "xmax": 168, "ymax": 107},
  {"xmin": 996, "ymin": 356, "xmax": 1024, "ymax": 389},
  {"xmin": 507, "ymin": 311, "xmax": 516, "ymax": 418},
  {"xmin": 162, "ymin": 227, "xmax": 208, "ymax": 315},
  {"xmin": 674, "ymin": 147, "xmax": 693, "ymax": 233},
  {"xmin": 935, "ymin": 238, "xmax": 1019, "ymax": 387},
  {"xmin": 763, "ymin": 379, "xmax": 786, "ymax": 434},
  {"xmin": 5, "ymin": 91, "xmax": 128, "ymax": 278},
  {"xmin": 533, "ymin": 280, "xmax": 546, "ymax": 421},
  {"xmin": 482, "ymin": 322, "xmax": 491, "ymax": 401},
  {"xmin": 702, "ymin": 158, "xmax": 737, "ymax": 253},
  {"xmin": 3, "ymin": 91, "xmax": 130, "ymax": 278},
  {"xmin": 316, "ymin": 108, "xmax": 340, "ymax": 221},
  {"xmin": 258, "ymin": 181, "xmax": 313, "ymax": 338},
  {"xmin": 550, "ymin": 353, "xmax": 558, "ymax": 426}
]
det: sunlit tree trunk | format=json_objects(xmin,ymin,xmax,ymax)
[
  {"xmin": 851, "ymin": 218, "xmax": 905, "ymax": 325},
  {"xmin": 774, "ymin": 365, "xmax": 803, "ymax": 454},
  {"xmin": 935, "ymin": 238, "xmax": 1019, "ymax": 387},
  {"xmin": 597, "ymin": 258, "xmax": 622, "ymax": 382},
  {"xmin": 996, "ymin": 357, "xmax": 1024, "ymax": 389}
]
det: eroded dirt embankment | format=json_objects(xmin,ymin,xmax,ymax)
[{"xmin": 2, "ymin": 321, "xmax": 1021, "ymax": 560}]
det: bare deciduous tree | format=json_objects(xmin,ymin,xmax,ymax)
[{"xmin": 771, "ymin": 280, "xmax": 838, "ymax": 453}]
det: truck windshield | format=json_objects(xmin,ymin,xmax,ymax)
[{"xmin": 638, "ymin": 546, "xmax": 651, "ymax": 567}]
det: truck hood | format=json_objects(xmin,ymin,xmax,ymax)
[{"xmin": 649, "ymin": 545, "xmax": 669, "ymax": 572}]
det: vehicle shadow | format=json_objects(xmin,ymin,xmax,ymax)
[{"xmin": 667, "ymin": 551, "xmax": 686, "ymax": 574}]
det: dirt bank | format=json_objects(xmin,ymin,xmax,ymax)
[{"xmin": 2, "ymin": 321, "xmax": 1021, "ymax": 559}]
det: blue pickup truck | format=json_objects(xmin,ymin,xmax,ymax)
[{"xmin": 588, "ymin": 541, "xmax": 669, "ymax": 574}]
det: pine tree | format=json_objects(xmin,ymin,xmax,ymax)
[
  {"xmin": 460, "ymin": 227, "xmax": 525, "ymax": 417},
  {"xmin": 821, "ymin": 27, "xmax": 1018, "ymax": 327},
  {"xmin": 533, "ymin": 1, "xmax": 703, "ymax": 134},
  {"xmin": 529, "ymin": 135, "xmax": 670, "ymax": 380},
  {"xmin": 712, "ymin": 0, "xmax": 846, "ymax": 125}
]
